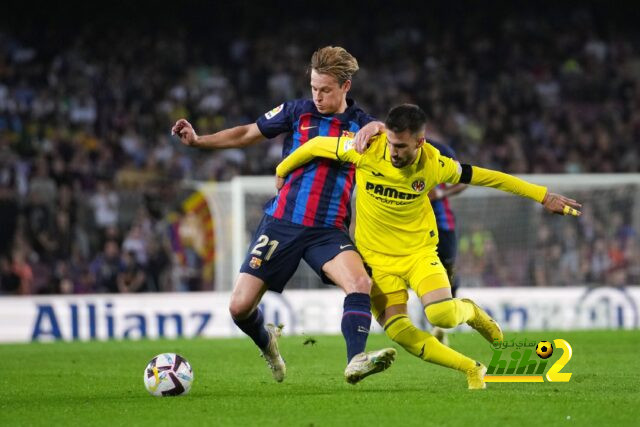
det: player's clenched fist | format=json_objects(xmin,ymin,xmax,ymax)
[
  {"xmin": 542, "ymin": 192, "xmax": 582, "ymax": 216},
  {"xmin": 171, "ymin": 119, "xmax": 198, "ymax": 146}
]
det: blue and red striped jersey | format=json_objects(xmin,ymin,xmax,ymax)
[
  {"xmin": 256, "ymin": 99, "xmax": 375, "ymax": 230},
  {"xmin": 430, "ymin": 141, "xmax": 457, "ymax": 231}
]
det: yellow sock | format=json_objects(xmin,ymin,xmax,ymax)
[
  {"xmin": 424, "ymin": 299, "xmax": 475, "ymax": 329},
  {"xmin": 384, "ymin": 314, "xmax": 476, "ymax": 372}
]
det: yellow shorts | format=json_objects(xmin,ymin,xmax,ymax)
[{"xmin": 359, "ymin": 246, "xmax": 451, "ymax": 318}]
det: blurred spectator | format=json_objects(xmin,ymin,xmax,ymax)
[
  {"xmin": 117, "ymin": 251, "xmax": 148, "ymax": 293},
  {"xmin": 122, "ymin": 224, "xmax": 148, "ymax": 265},
  {"xmin": 28, "ymin": 157, "xmax": 57, "ymax": 208},
  {"xmin": 0, "ymin": 146, "xmax": 19, "ymax": 258},
  {"xmin": 0, "ymin": 256, "xmax": 20, "ymax": 294},
  {"xmin": 89, "ymin": 240, "xmax": 122, "ymax": 293},
  {"xmin": 89, "ymin": 180, "xmax": 119, "ymax": 231},
  {"xmin": 10, "ymin": 249, "xmax": 33, "ymax": 295},
  {"xmin": 146, "ymin": 237, "xmax": 170, "ymax": 292}
]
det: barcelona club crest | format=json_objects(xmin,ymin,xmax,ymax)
[
  {"xmin": 249, "ymin": 257, "xmax": 262, "ymax": 269},
  {"xmin": 341, "ymin": 130, "xmax": 355, "ymax": 138},
  {"xmin": 412, "ymin": 180, "xmax": 425, "ymax": 192}
]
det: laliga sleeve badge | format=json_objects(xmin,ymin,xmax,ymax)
[
  {"xmin": 265, "ymin": 104, "xmax": 284, "ymax": 119},
  {"xmin": 249, "ymin": 257, "xmax": 262, "ymax": 269},
  {"xmin": 343, "ymin": 138, "xmax": 355, "ymax": 152}
]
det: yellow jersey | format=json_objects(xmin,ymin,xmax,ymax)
[{"xmin": 276, "ymin": 133, "xmax": 547, "ymax": 256}]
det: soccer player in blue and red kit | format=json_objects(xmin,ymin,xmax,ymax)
[{"xmin": 171, "ymin": 47, "xmax": 396, "ymax": 384}]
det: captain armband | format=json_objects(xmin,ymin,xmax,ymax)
[{"xmin": 459, "ymin": 164, "xmax": 473, "ymax": 184}]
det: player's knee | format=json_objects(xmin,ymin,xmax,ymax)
[
  {"xmin": 228, "ymin": 298, "xmax": 252, "ymax": 320},
  {"xmin": 425, "ymin": 300, "xmax": 459, "ymax": 329},
  {"xmin": 348, "ymin": 274, "xmax": 372, "ymax": 294}
]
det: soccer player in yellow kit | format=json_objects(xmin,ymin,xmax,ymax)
[{"xmin": 276, "ymin": 104, "xmax": 582, "ymax": 389}]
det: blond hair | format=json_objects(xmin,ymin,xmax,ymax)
[{"xmin": 309, "ymin": 46, "xmax": 359, "ymax": 86}]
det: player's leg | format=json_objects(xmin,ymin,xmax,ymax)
[
  {"xmin": 305, "ymin": 230, "xmax": 374, "ymax": 362},
  {"xmin": 372, "ymin": 287, "xmax": 485, "ymax": 389},
  {"xmin": 322, "ymin": 251, "xmax": 398, "ymax": 384},
  {"xmin": 229, "ymin": 272, "xmax": 268, "ymax": 344},
  {"xmin": 444, "ymin": 260, "xmax": 458, "ymax": 297},
  {"xmin": 305, "ymin": 234, "xmax": 395, "ymax": 384},
  {"xmin": 322, "ymin": 250, "xmax": 374, "ymax": 361},
  {"xmin": 414, "ymin": 258, "xmax": 503, "ymax": 344},
  {"xmin": 229, "ymin": 272, "xmax": 287, "ymax": 382},
  {"xmin": 231, "ymin": 215, "xmax": 305, "ymax": 382},
  {"xmin": 436, "ymin": 228, "xmax": 459, "ymax": 297},
  {"xmin": 433, "ymin": 229, "xmax": 458, "ymax": 344}
]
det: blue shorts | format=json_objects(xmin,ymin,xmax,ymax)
[
  {"xmin": 436, "ymin": 229, "xmax": 457, "ymax": 267},
  {"xmin": 239, "ymin": 215, "xmax": 357, "ymax": 293},
  {"xmin": 437, "ymin": 228, "xmax": 459, "ymax": 294}
]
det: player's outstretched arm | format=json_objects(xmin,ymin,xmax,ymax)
[
  {"xmin": 276, "ymin": 136, "xmax": 358, "ymax": 179},
  {"xmin": 461, "ymin": 165, "xmax": 581, "ymax": 216},
  {"xmin": 171, "ymin": 119, "xmax": 265, "ymax": 149}
]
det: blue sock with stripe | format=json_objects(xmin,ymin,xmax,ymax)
[
  {"xmin": 233, "ymin": 308, "xmax": 270, "ymax": 351},
  {"xmin": 341, "ymin": 292, "xmax": 372, "ymax": 362}
]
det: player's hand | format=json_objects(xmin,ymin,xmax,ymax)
[
  {"xmin": 275, "ymin": 175, "xmax": 285, "ymax": 191},
  {"xmin": 171, "ymin": 119, "xmax": 198, "ymax": 146},
  {"xmin": 542, "ymin": 192, "xmax": 582, "ymax": 216},
  {"xmin": 171, "ymin": 118, "xmax": 189, "ymax": 136},
  {"xmin": 354, "ymin": 121, "xmax": 385, "ymax": 154}
]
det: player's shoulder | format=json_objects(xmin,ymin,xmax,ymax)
[
  {"xmin": 274, "ymin": 98, "xmax": 313, "ymax": 117},
  {"xmin": 422, "ymin": 141, "xmax": 441, "ymax": 160},
  {"xmin": 264, "ymin": 99, "xmax": 312, "ymax": 119},
  {"xmin": 427, "ymin": 140, "xmax": 456, "ymax": 159},
  {"xmin": 363, "ymin": 134, "xmax": 387, "ymax": 156}
]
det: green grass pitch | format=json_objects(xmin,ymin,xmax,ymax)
[{"xmin": 1, "ymin": 330, "xmax": 638, "ymax": 426}]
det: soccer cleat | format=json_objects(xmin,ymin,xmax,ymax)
[
  {"xmin": 344, "ymin": 348, "xmax": 397, "ymax": 385},
  {"xmin": 462, "ymin": 298, "xmax": 503, "ymax": 344},
  {"xmin": 466, "ymin": 362, "xmax": 487, "ymax": 390},
  {"xmin": 260, "ymin": 323, "xmax": 286, "ymax": 382},
  {"xmin": 432, "ymin": 327, "xmax": 449, "ymax": 346}
]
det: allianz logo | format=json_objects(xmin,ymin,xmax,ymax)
[{"xmin": 31, "ymin": 302, "xmax": 214, "ymax": 341}]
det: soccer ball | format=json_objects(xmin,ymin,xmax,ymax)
[
  {"xmin": 535, "ymin": 341, "xmax": 554, "ymax": 359},
  {"xmin": 143, "ymin": 353, "xmax": 193, "ymax": 396}
]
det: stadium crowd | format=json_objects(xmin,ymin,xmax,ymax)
[{"xmin": 0, "ymin": 3, "xmax": 638, "ymax": 294}]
